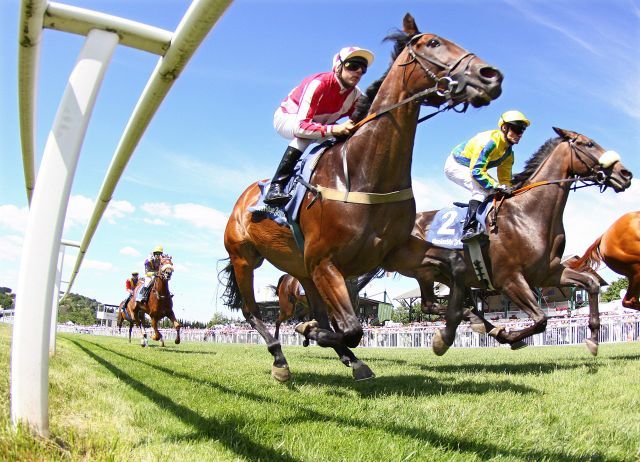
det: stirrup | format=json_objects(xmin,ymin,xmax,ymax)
[
  {"xmin": 461, "ymin": 229, "xmax": 480, "ymax": 242},
  {"xmin": 264, "ymin": 192, "xmax": 291, "ymax": 206}
]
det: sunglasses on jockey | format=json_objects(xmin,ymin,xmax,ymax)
[
  {"xmin": 507, "ymin": 123, "xmax": 527, "ymax": 135},
  {"xmin": 342, "ymin": 58, "xmax": 368, "ymax": 74}
]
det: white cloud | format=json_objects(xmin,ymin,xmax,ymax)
[
  {"xmin": 119, "ymin": 246, "xmax": 141, "ymax": 257},
  {"xmin": 105, "ymin": 200, "xmax": 135, "ymax": 224},
  {"xmin": 143, "ymin": 218, "xmax": 167, "ymax": 226},
  {"xmin": 141, "ymin": 202, "xmax": 228, "ymax": 231},
  {"xmin": 0, "ymin": 234, "xmax": 24, "ymax": 261},
  {"xmin": 65, "ymin": 195, "xmax": 94, "ymax": 228},
  {"xmin": 0, "ymin": 204, "xmax": 28, "ymax": 232},
  {"xmin": 83, "ymin": 259, "xmax": 114, "ymax": 271}
]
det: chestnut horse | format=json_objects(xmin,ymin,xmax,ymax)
[
  {"xmin": 384, "ymin": 128, "xmax": 633, "ymax": 356},
  {"xmin": 133, "ymin": 256, "xmax": 181, "ymax": 347},
  {"xmin": 271, "ymin": 274, "xmax": 309, "ymax": 339},
  {"xmin": 117, "ymin": 296, "xmax": 146, "ymax": 343},
  {"xmin": 570, "ymin": 211, "xmax": 640, "ymax": 309},
  {"xmin": 221, "ymin": 13, "xmax": 503, "ymax": 381}
]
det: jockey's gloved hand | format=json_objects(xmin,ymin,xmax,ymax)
[{"xmin": 492, "ymin": 184, "xmax": 513, "ymax": 195}]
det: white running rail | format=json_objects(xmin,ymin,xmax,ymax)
[{"xmin": 13, "ymin": 0, "xmax": 233, "ymax": 437}]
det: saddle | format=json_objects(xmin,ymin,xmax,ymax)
[{"xmin": 425, "ymin": 199, "xmax": 492, "ymax": 250}]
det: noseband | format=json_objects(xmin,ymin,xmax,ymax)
[
  {"xmin": 567, "ymin": 138, "xmax": 620, "ymax": 190},
  {"xmin": 404, "ymin": 33, "xmax": 477, "ymax": 102}
]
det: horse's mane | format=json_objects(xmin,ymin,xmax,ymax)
[
  {"xmin": 351, "ymin": 30, "xmax": 414, "ymax": 123},
  {"xmin": 511, "ymin": 137, "xmax": 562, "ymax": 188}
]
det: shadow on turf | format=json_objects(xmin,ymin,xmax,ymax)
[
  {"xmin": 66, "ymin": 338, "xmax": 611, "ymax": 462},
  {"xmin": 67, "ymin": 339, "xmax": 300, "ymax": 462}
]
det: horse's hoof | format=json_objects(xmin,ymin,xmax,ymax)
[
  {"xmin": 271, "ymin": 365, "xmax": 291, "ymax": 382},
  {"xmin": 302, "ymin": 339, "xmax": 310, "ymax": 347},
  {"xmin": 488, "ymin": 326, "xmax": 505, "ymax": 338},
  {"xmin": 585, "ymin": 339, "xmax": 599, "ymax": 356},
  {"xmin": 294, "ymin": 320, "xmax": 318, "ymax": 336},
  {"xmin": 510, "ymin": 340, "xmax": 527, "ymax": 350},
  {"xmin": 432, "ymin": 329, "xmax": 450, "ymax": 356},
  {"xmin": 351, "ymin": 361, "xmax": 375, "ymax": 381},
  {"xmin": 175, "ymin": 338, "xmax": 181, "ymax": 345}
]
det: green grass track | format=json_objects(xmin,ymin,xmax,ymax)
[{"xmin": 1, "ymin": 324, "xmax": 639, "ymax": 461}]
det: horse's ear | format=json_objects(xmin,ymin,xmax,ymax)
[
  {"xmin": 403, "ymin": 13, "xmax": 420, "ymax": 36},
  {"xmin": 553, "ymin": 127, "xmax": 578, "ymax": 140}
]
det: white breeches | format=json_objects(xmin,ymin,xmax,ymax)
[{"xmin": 444, "ymin": 154, "xmax": 488, "ymax": 202}]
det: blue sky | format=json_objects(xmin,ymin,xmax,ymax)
[{"xmin": 1, "ymin": 0, "xmax": 639, "ymax": 322}]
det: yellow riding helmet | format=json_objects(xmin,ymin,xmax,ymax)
[
  {"xmin": 153, "ymin": 245, "xmax": 163, "ymax": 253},
  {"xmin": 132, "ymin": 271, "xmax": 139, "ymax": 275},
  {"xmin": 498, "ymin": 110, "xmax": 531, "ymax": 128}
]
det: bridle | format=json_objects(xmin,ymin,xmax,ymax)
[
  {"xmin": 567, "ymin": 138, "xmax": 620, "ymax": 191},
  {"xmin": 404, "ymin": 33, "xmax": 477, "ymax": 103}
]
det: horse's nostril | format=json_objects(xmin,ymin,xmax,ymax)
[
  {"xmin": 622, "ymin": 169, "xmax": 633, "ymax": 180},
  {"xmin": 479, "ymin": 66, "xmax": 503, "ymax": 81}
]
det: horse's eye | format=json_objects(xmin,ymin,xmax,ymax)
[
  {"xmin": 585, "ymin": 141, "xmax": 594, "ymax": 148},
  {"xmin": 427, "ymin": 38, "xmax": 440, "ymax": 48}
]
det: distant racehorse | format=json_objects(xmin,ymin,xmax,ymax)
[
  {"xmin": 117, "ymin": 296, "xmax": 146, "ymax": 343},
  {"xmin": 133, "ymin": 256, "xmax": 181, "ymax": 347},
  {"xmin": 570, "ymin": 211, "xmax": 640, "ymax": 309},
  {"xmin": 221, "ymin": 13, "xmax": 503, "ymax": 382},
  {"xmin": 383, "ymin": 128, "xmax": 632, "ymax": 357}
]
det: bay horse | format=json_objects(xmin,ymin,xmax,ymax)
[
  {"xmin": 383, "ymin": 128, "xmax": 633, "ymax": 357},
  {"xmin": 570, "ymin": 211, "xmax": 640, "ymax": 309},
  {"xmin": 117, "ymin": 296, "xmax": 146, "ymax": 343},
  {"xmin": 221, "ymin": 13, "xmax": 503, "ymax": 381},
  {"xmin": 134, "ymin": 256, "xmax": 181, "ymax": 347}
]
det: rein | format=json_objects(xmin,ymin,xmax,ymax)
[
  {"xmin": 490, "ymin": 140, "xmax": 614, "ymax": 228},
  {"xmin": 313, "ymin": 33, "xmax": 475, "ymax": 205}
]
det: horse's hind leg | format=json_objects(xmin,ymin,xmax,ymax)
[
  {"xmin": 622, "ymin": 270, "xmax": 640, "ymax": 310},
  {"xmin": 231, "ymin": 257, "xmax": 290, "ymax": 381},
  {"xmin": 432, "ymin": 273, "xmax": 466, "ymax": 356}
]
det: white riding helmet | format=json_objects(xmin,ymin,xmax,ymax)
[{"xmin": 332, "ymin": 46, "xmax": 375, "ymax": 71}]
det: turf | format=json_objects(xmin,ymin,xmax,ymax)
[{"xmin": 1, "ymin": 324, "xmax": 639, "ymax": 461}]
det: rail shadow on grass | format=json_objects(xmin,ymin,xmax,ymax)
[
  {"xmin": 67, "ymin": 338, "xmax": 608, "ymax": 462},
  {"xmin": 68, "ymin": 339, "xmax": 299, "ymax": 462}
]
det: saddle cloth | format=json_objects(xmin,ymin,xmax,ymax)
[
  {"xmin": 425, "ymin": 201, "xmax": 492, "ymax": 250},
  {"xmin": 248, "ymin": 142, "xmax": 332, "ymax": 249}
]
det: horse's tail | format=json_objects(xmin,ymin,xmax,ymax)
[
  {"xmin": 570, "ymin": 236, "xmax": 604, "ymax": 271},
  {"xmin": 268, "ymin": 274, "xmax": 288, "ymax": 297},
  {"xmin": 218, "ymin": 258, "xmax": 243, "ymax": 310},
  {"xmin": 356, "ymin": 267, "xmax": 387, "ymax": 293}
]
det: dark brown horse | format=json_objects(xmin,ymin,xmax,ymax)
[
  {"xmin": 221, "ymin": 13, "xmax": 503, "ymax": 381},
  {"xmin": 384, "ymin": 128, "xmax": 633, "ymax": 356},
  {"xmin": 570, "ymin": 211, "xmax": 640, "ymax": 309},
  {"xmin": 134, "ymin": 256, "xmax": 181, "ymax": 347}
]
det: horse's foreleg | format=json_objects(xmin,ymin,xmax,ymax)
[
  {"xmin": 128, "ymin": 322, "xmax": 133, "ymax": 343},
  {"xmin": 493, "ymin": 274, "xmax": 548, "ymax": 345},
  {"xmin": 303, "ymin": 280, "xmax": 375, "ymax": 380},
  {"xmin": 165, "ymin": 309, "xmax": 181, "ymax": 345},
  {"xmin": 622, "ymin": 272, "xmax": 640, "ymax": 310},
  {"xmin": 232, "ymin": 257, "xmax": 290, "ymax": 381},
  {"xmin": 432, "ymin": 272, "xmax": 466, "ymax": 356},
  {"xmin": 556, "ymin": 267, "xmax": 602, "ymax": 356},
  {"xmin": 308, "ymin": 259, "xmax": 362, "ymax": 349},
  {"xmin": 150, "ymin": 318, "xmax": 164, "ymax": 346}
]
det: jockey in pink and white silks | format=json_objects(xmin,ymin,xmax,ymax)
[
  {"xmin": 263, "ymin": 46, "xmax": 375, "ymax": 206},
  {"xmin": 444, "ymin": 110, "xmax": 531, "ymax": 241}
]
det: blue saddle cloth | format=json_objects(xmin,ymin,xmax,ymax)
[
  {"xmin": 425, "ymin": 202, "xmax": 492, "ymax": 250},
  {"xmin": 248, "ymin": 142, "xmax": 331, "ymax": 248}
]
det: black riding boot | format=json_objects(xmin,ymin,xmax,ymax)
[
  {"xmin": 461, "ymin": 199, "xmax": 481, "ymax": 242},
  {"xmin": 263, "ymin": 146, "xmax": 304, "ymax": 206}
]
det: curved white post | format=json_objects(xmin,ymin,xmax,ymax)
[{"xmin": 11, "ymin": 29, "xmax": 119, "ymax": 437}]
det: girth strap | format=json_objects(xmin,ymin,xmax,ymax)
[{"xmin": 315, "ymin": 186, "xmax": 414, "ymax": 204}]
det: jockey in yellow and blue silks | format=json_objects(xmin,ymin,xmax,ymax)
[{"xmin": 444, "ymin": 110, "xmax": 530, "ymax": 241}]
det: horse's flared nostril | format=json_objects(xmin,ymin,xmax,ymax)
[
  {"xmin": 479, "ymin": 66, "xmax": 503, "ymax": 83},
  {"xmin": 622, "ymin": 169, "xmax": 633, "ymax": 180}
]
